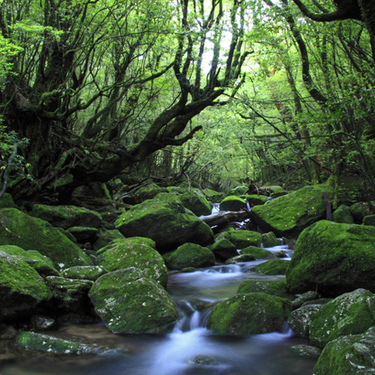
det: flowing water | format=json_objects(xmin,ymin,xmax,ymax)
[{"xmin": 0, "ymin": 245, "xmax": 317, "ymax": 375}]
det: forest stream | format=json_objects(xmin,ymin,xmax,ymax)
[{"xmin": 0, "ymin": 244, "xmax": 317, "ymax": 375}]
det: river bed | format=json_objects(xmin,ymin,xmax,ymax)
[{"xmin": 0, "ymin": 245, "xmax": 317, "ymax": 375}]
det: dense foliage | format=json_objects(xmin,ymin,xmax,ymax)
[{"xmin": 0, "ymin": 0, "xmax": 374, "ymax": 203}]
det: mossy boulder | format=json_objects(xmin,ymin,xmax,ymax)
[
  {"xmin": 313, "ymin": 326, "xmax": 375, "ymax": 375},
  {"xmin": 180, "ymin": 189, "xmax": 212, "ymax": 216},
  {"xmin": 240, "ymin": 246, "xmax": 271, "ymax": 259},
  {"xmin": 220, "ymin": 196, "xmax": 247, "ymax": 211},
  {"xmin": 225, "ymin": 254, "xmax": 255, "ymax": 264},
  {"xmin": 115, "ymin": 196, "xmax": 213, "ymax": 251},
  {"xmin": 61, "ymin": 266, "xmax": 107, "ymax": 281},
  {"xmin": 0, "ymin": 251, "xmax": 53, "ymax": 320},
  {"xmin": 363, "ymin": 214, "xmax": 375, "ymax": 226},
  {"xmin": 46, "ymin": 276, "xmax": 94, "ymax": 317},
  {"xmin": 96, "ymin": 238, "xmax": 168, "ymax": 286},
  {"xmin": 89, "ymin": 267, "xmax": 179, "ymax": 334},
  {"xmin": 93, "ymin": 229, "xmax": 125, "ymax": 251},
  {"xmin": 209, "ymin": 239, "xmax": 238, "ymax": 260},
  {"xmin": 286, "ymin": 220, "xmax": 375, "ymax": 297},
  {"xmin": 203, "ymin": 188, "xmax": 224, "ymax": 203},
  {"xmin": 287, "ymin": 304, "xmax": 322, "ymax": 339},
  {"xmin": 237, "ymin": 279, "xmax": 290, "ymax": 298},
  {"xmin": 309, "ymin": 289, "xmax": 375, "ymax": 348},
  {"xmin": 250, "ymin": 184, "xmax": 334, "ymax": 237},
  {"xmin": 261, "ymin": 231, "xmax": 278, "ymax": 247},
  {"xmin": 31, "ymin": 204, "xmax": 102, "ymax": 229},
  {"xmin": 67, "ymin": 226, "xmax": 99, "ymax": 243},
  {"xmin": 0, "ymin": 208, "xmax": 92, "ymax": 267},
  {"xmin": 243, "ymin": 194, "xmax": 268, "ymax": 206},
  {"xmin": 350, "ymin": 201, "xmax": 374, "ymax": 223},
  {"xmin": 0, "ymin": 245, "xmax": 60, "ymax": 276},
  {"xmin": 216, "ymin": 228, "xmax": 262, "ymax": 249},
  {"xmin": 16, "ymin": 331, "xmax": 107, "ymax": 355},
  {"xmin": 332, "ymin": 204, "xmax": 354, "ymax": 224},
  {"xmin": 163, "ymin": 243, "xmax": 215, "ymax": 270},
  {"xmin": 0, "ymin": 193, "xmax": 16, "ymax": 209},
  {"xmin": 134, "ymin": 183, "xmax": 165, "ymax": 201},
  {"xmin": 252, "ymin": 259, "xmax": 289, "ymax": 275},
  {"xmin": 207, "ymin": 292, "xmax": 291, "ymax": 336}
]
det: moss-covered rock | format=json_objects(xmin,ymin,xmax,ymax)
[
  {"xmin": 252, "ymin": 259, "xmax": 289, "ymax": 275},
  {"xmin": 209, "ymin": 239, "xmax": 238, "ymax": 260},
  {"xmin": 67, "ymin": 226, "xmax": 99, "ymax": 243},
  {"xmin": 363, "ymin": 214, "xmax": 375, "ymax": 226},
  {"xmin": 96, "ymin": 238, "xmax": 168, "ymax": 286},
  {"xmin": 286, "ymin": 220, "xmax": 375, "ymax": 297},
  {"xmin": 0, "ymin": 208, "xmax": 92, "ymax": 267},
  {"xmin": 46, "ymin": 276, "xmax": 94, "ymax": 316},
  {"xmin": 240, "ymin": 246, "xmax": 271, "ymax": 259},
  {"xmin": 237, "ymin": 279, "xmax": 290, "ymax": 298},
  {"xmin": 313, "ymin": 326, "xmax": 375, "ymax": 375},
  {"xmin": 16, "ymin": 331, "xmax": 107, "ymax": 355},
  {"xmin": 0, "ymin": 251, "xmax": 53, "ymax": 320},
  {"xmin": 115, "ymin": 195, "xmax": 213, "ymax": 251},
  {"xmin": 243, "ymin": 194, "xmax": 268, "ymax": 206},
  {"xmin": 203, "ymin": 188, "xmax": 224, "ymax": 203},
  {"xmin": 309, "ymin": 289, "xmax": 375, "ymax": 348},
  {"xmin": 261, "ymin": 231, "xmax": 278, "ymax": 247},
  {"xmin": 0, "ymin": 245, "xmax": 60, "ymax": 276},
  {"xmin": 93, "ymin": 229, "xmax": 125, "ymax": 251},
  {"xmin": 225, "ymin": 254, "xmax": 255, "ymax": 264},
  {"xmin": 250, "ymin": 184, "xmax": 334, "ymax": 237},
  {"xmin": 350, "ymin": 201, "xmax": 374, "ymax": 223},
  {"xmin": 31, "ymin": 204, "xmax": 102, "ymax": 229},
  {"xmin": 220, "ymin": 196, "xmax": 247, "ymax": 211},
  {"xmin": 288, "ymin": 304, "xmax": 322, "ymax": 339},
  {"xmin": 89, "ymin": 268, "xmax": 179, "ymax": 334},
  {"xmin": 180, "ymin": 189, "xmax": 212, "ymax": 216},
  {"xmin": 0, "ymin": 193, "xmax": 16, "ymax": 209},
  {"xmin": 207, "ymin": 292, "xmax": 291, "ymax": 336},
  {"xmin": 332, "ymin": 204, "xmax": 354, "ymax": 224},
  {"xmin": 216, "ymin": 228, "xmax": 262, "ymax": 249},
  {"xmin": 134, "ymin": 183, "xmax": 165, "ymax": 201},
  {"xmin": 61, "ymin": 266, "xmax": 107, "ymax": 281},
  {"xmin": 163, "ymin": 242, "xmax": 215, "ymax": 270}
]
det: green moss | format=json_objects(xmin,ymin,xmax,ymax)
[
  {"xmin": 332, "ymin": 204, "xmax": 354, "ymax": 224},
  {"xmin": 253, "ymin": 259, "xmax": 289, "ymax": 275},
  {"xmin": 237, "ymin": 280, "xmax": 290, "ymax": 298},
  {"xmin": 286, "ymin": 220, "xmax": 375, "ymax": 296},
  {"xmin": 163, "ymin": 243, "xmax": 215, "ymax": 270},
  {"xmin": 0, "ymin": 208, "xmax": 92, "ymax": 267},
  {"xmin": 207, "ymin": 292, "xmax": 291, "ymax": 336},
  {"xmin": 241, "ymin": 246, "xmax": 271, "ymax": 259},
  {"xmin": 216, "ymin": 228, "xmax": 262, "ymax": 249},
  {"xmin": 62, "ymin": 266, "xmax": 107, "ymax": 281},
  {"xmin": 261, "ymin": 231, "xmax": 278, "ymax": 247},
  {"xmin": 96, "ymin": 238, "xmax": 168, "ymax": 286},
  {"xmin": 209, "ymin": 239, "xmax": 238, "ymax": 260},
  {"xmin": 180, "ymin": 189, "xmax": 212, "ymax": 216},
  {"xmin": 220, "ymin": 196, "xmax": 247, "ymax": 211},
  {"xmin": 250, "ymin": 184, "xmax": 333, "ymax": 237}
]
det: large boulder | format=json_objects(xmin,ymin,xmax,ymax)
[
  {"xmin": 180, "ymin": 189, "xmax": 212, "ymax": 216},
  {"xmin": 215, "ymin": 228, "xmax": 262, "ymax": 249},
  {"xmin": 252, "ymin": 259, "xmax": 289, "ymax": 275},
  {"xmin": 237, "ymin": 280, "xmax": 290, "ymax": 299},
  {"xmin": 240, "ymin": 246, "xmax": 271, "ymax": 259},
  {"xmin": 209, "ymin": 239, "xmax": 238, "ymax": 261},
  {"xmin": 207, "ymin": 292, "xmax": 291, "ymax": 336},
  {"xmin": 163, "ymin": 243, "xmax": 215, "ymax": 270},
  {"xmin": 309, "ymin": 289, "xmax": 375, "ymax": 348},
  {"xmin": 31, "ymin": 204, "xmax": 102, "ymax": 229},
  {"xmin": 115, "ymin": 195, "xmax": 213, "ymax": 251},
  {"xmin": 89, "ymin": 268, "xmax": 179, "ymax": 334},
  {"xmin": 313, "ymin": 326, "xmax": 375, "ymax": 375},
  {"xmin": 0, "ymin": 251, "xmax": 53, "ymax": 321},
  {"xmin": 0, "ymin": 208, "xmax": 92, "ymax": 267},
  {"xmin": 250, "ymin": 184, "xmax": 333, "ymax": 237},
  {"xmin": 286, "ymin": 220, "xmax": 375, "ymax": 297},
  {"xmin": 96, "ymin": 238, "xmax": 168, "ymax": 286},
  {"xmin": 288, "ymin": 304, "xmax": 322, "ymax": 339},
  {"xmin": 220, "ymin": 196, "xmax": 247, "ymax": 211}
]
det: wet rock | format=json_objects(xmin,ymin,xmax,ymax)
[
  {"xmin": 0, "ymin": 251, "xmax": 53, "ymax": 321},
  {"xmin": 252, "ymin": 259, "xmax": 289, "ymax": 275},
  {"xmin": 207, "ymin": 292, "xmax": 291, "ymax": 336},
  {"xmin": 189, "ymin": 355, "xmax": 221, "ymax": 366},
  {"xmin": 31, "ymin": 204, "xmax": 102, "ymax": 229},
  {"xmin": 225, "ymin": 254, "xmax": 255, "ymax": 264},
  {"xmin": 309, "ymin": 289, "xmax": 375, "ymax": 348},
  {"xmin": 209, "ymin": 239, "xmax": 238, "ymax": 261},
  {"xmin": 250, "ymin": 184, "xmax": 334, "ymax": 237},
  {"xmin": 237, "ymin": 279, "xmax": 290, "ymax": 299},
  {"xmin": 290, "ymin": 344, "xmax": 321, "ymax": 358},
  {"xmin": 313, "ymin": 326, "xmax": 375, "ymax": 375},
  {"xmin": 0, "ymin": 208, "xmax": 92, "ymax": 267},
  {"xmin": 286, "ymin": 220, "xmax": 375, "ymax": 297},
  {"xmin": 215, "ymin": 228, "xmax": 262, "ymax": 249},
  {"xmin": 291, "ymin": 291, "xmax": 321, "ymax": 309},
  {"xmin": 89, "ymin": 268, "xmax": 179, "ymax": 334},
  {"xmin": 0, "ymin": 323, "xmax": 17, "ymax": 339},
  {"xmin": 220, "ymin": 196, "xmax": 247, "ymax": 211},
  {"xmin": 97, "ymin": 237, "xmax": 168, "ymax": 286},
  {"xmin": 62, "ymin": 266, "xmax": 107, "ymax": 281},
  {"xmin": 163, "ymin": 243, "xmax": 215, "ymax": 270},
  {"xmin": 288, "ymin": 304, "xmax": 322, "ymax": 338},
  {"xmin": 115, "ymin": 195, "xmax": 213, "ymax": 251},
  {"xmin": 240, "ymin": 246, "xmax": 271, "ymax": 259},
  {"xmin": 30, "ymin": 315, "xmax": 56, "ymax": 331},
  {"xmin": 16, "ymin": 331, "xmax": 109, "ymax": 355},
  {"xmin": 261, "ymin": 231, "xmax": 278, "ymax": 247}
]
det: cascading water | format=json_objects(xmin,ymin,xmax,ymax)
[{"xmin": 0, "ymin": 245, "xmax": 317, "ymax": 375}]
